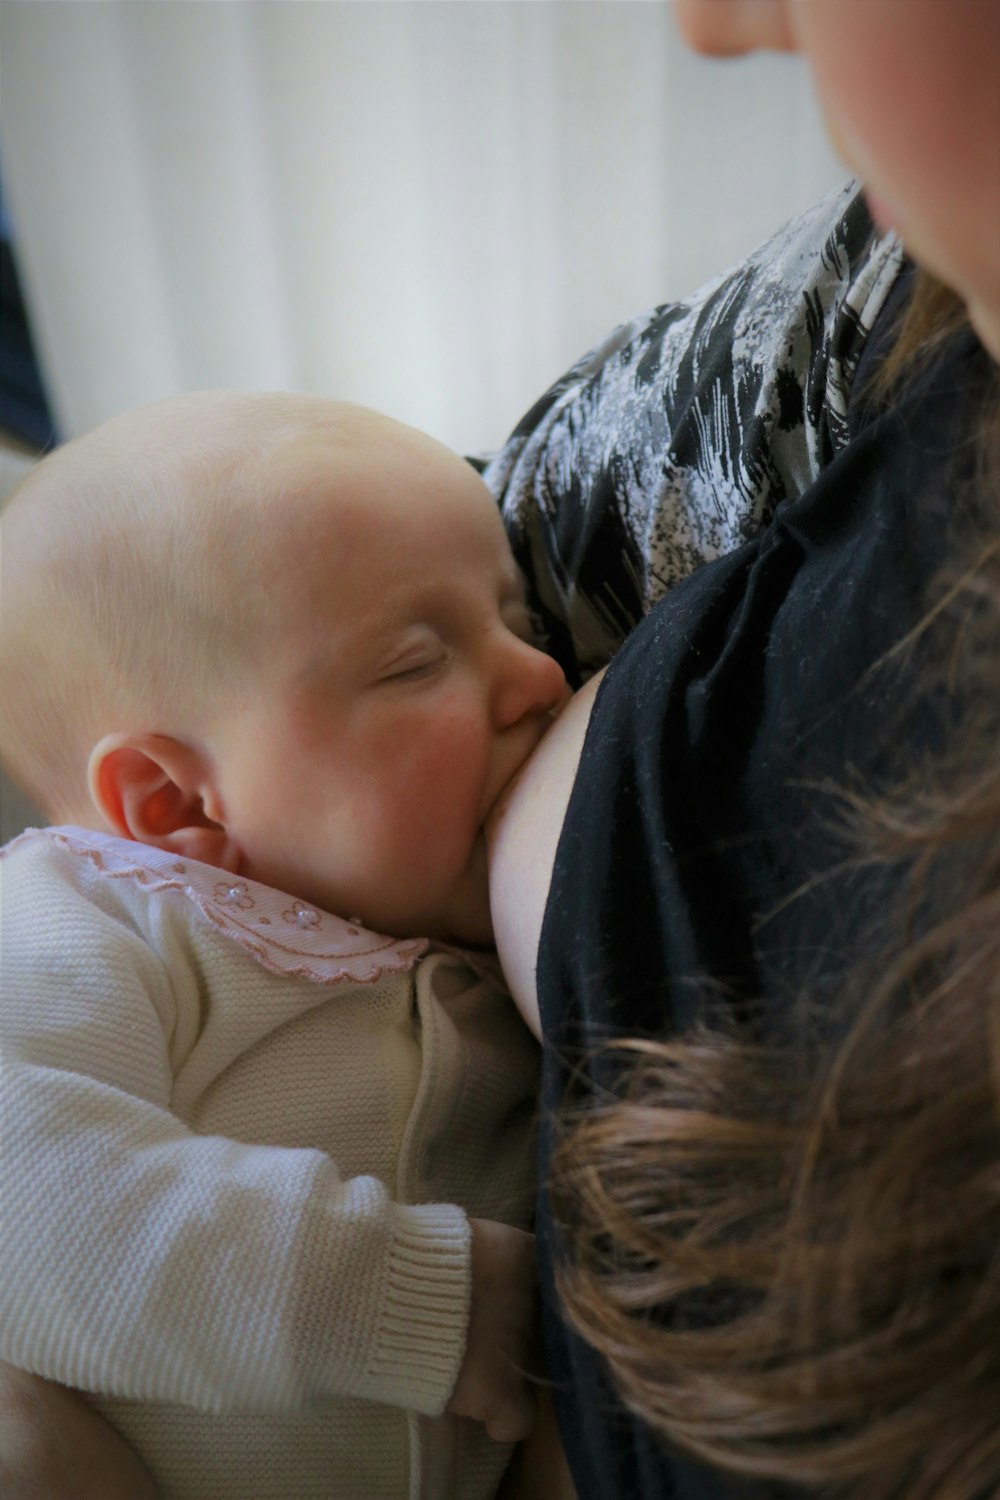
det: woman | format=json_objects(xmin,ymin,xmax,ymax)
[{"xmin": 488, "ymin": 2, "xmax": 1000, "ymax": 1497}]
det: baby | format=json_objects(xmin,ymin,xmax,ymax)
[{"xmin": 0, "ymin": 392, "xmax": 568, "ymax": 1500}]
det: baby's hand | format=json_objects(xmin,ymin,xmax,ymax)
[
  {"xmin": 446, "ymin": 1218, "xmax": 538, "ymax": 1443},
  {"xmin": 0, "ymin": 1362, "xmax": 158, "ymax": 1499}
]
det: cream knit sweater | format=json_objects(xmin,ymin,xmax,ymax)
[{"xmin": 0, "ymin": 827, "xmax": 539, "ymax": 1499}]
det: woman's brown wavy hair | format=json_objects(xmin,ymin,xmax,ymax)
[{"xmin": 548, "ymin": 271, "xmax": 1000, "ymax": 1499}]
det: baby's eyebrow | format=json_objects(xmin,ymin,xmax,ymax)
[{"xmin": 292, "ymin": 605, "xmax": 424, "ymax": 686}]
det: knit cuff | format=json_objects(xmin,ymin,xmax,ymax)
[{"xmin": 361, "ymin": 1201, "xmax": 471, "ymax": 1415}]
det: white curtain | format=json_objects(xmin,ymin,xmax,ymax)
[{"xmin": 1, "ymin": 0, "xmax": 845, "ymax": 456}]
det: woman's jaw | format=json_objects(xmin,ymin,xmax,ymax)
[{"xmin": 674, "ymin": 0, "xmax": 1000, "ymax": 363}]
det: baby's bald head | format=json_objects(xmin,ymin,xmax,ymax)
[{"xmin": 0, "ymin": 391, "xmax": 367, "ymax": 823}]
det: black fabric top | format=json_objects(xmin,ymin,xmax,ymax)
[
  {"xmin": 483, "ymin": 180, "xmax": 997, "ymax": 1495},
  {"xmin": 529, "ymin": 275, "xmax": 994, "ymax": 1497}
]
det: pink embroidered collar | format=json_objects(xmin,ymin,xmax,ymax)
[{"xmin": 4, "ymin": 826, "xmax": 429, "ymax": 986}]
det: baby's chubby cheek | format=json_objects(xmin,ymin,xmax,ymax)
[{"xmin": 365, "ymin": 712, "xmax": 488, "ymax": 881}]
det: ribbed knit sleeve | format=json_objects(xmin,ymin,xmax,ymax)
[{"xmin": 0, "ymin": 842, "xmax": 471, "ymax": 1418}]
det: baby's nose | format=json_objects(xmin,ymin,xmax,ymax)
[{"xmin": 494, "ymin": 637, "xmax": 568, "ymax": 725}]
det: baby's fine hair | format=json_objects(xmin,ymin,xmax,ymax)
[{"xmin": 0, "ymin": 391, "xmax": 361, "ymax": 822}]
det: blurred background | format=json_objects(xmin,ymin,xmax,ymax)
[
  {"xmin": 0, "ymin": 0, "xmax": 846, "ymax": 460},
  {"xmin": 0, "ymin": 0, "xmax": 845, "ymax": 840}
]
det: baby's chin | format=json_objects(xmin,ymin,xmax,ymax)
[{"xmin": 429, "ymin": 835, "xmax": 494, "ymax": 949}]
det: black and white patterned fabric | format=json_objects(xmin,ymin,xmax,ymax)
[{"xmin": 484, "ymin": 180, "xmax": 905, "ymax": 683}]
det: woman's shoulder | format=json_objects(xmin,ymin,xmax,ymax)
[
  {"xmin": 486, "ymin": 181, "xmax": 908, "ymax": 682},
  {"xmin": 492, "ymin": 180, "xmax": 902, "ymax": 461}
]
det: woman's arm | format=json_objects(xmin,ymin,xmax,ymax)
[
  {"xmin": 0, "ymin": 1364, "xmax": 158, "ymax": 1500},
  {"xmin": 486, "ymin": 670, "xmax": 605, "ymax": 1039}
]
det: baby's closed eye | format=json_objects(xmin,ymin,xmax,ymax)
[{"xmin": 380, "ymin": 654, "xmax": 450, "ymax": 684}]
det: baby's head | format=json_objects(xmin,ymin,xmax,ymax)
[{"xmin": 0, "ymin": 392, "xmax": 566, "ymax": 944}]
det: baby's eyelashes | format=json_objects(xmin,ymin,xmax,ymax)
[{"xmin": 378, "ymin": 652, "xmax": 450, "ymax": 684}]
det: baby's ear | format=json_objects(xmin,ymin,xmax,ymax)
[{"xmin": 87, "ymin": 732, "xmax": 242, "ymax": 871}]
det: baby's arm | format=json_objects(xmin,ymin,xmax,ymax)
[
  {"xmin": 486, "ymin": 670, "xmax": 604, "ymax": 1038},
  {"xmin": 0, "ymin": 1223, "xmax": 543, "ymax": 1499},
  {"xmin": 0, "ymin": 1363, "xmax": 158, "ymax": 1499},
  {"xmin": 0, "ymin": 853, "xmax": 481, "ymax": 1425},
  {"xmin": 3, "ymin": 1024, "xmax": 470, "ymax": 1416}
]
